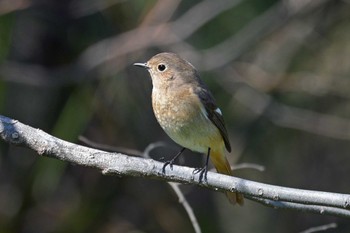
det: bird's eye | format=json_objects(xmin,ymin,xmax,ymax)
[{"xmin": 157, "ymin": 64, "xmax": 166, "ymax": 72}]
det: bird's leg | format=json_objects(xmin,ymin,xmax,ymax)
[
  {"xmin": 162, "ymin": 147, "xmax": 186, "ymax": 173},
  {"xmin": 194, "ymin": 147, "xmax": 210, "ymax": 183}
]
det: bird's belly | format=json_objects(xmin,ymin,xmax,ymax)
[{"xmin": 152, "ymin": 97, "xmax": 222, "ymax": 153}]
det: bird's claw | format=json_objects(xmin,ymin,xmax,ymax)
[
  {"xmin": 162, "ymin": 160, "xmax": 174, "ymax": 174},
  {"xmin": 193, "ymin": 166, "xmax": 208, "ymax": 183}
]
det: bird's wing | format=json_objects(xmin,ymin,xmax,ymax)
[{"xmin": 196, "ymin": 87, "xmax": 232, "ymax": 152}]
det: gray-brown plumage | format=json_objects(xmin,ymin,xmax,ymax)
[{"xmin": 134, "ymin": 52, "xmax": 244, "ymax": 205}]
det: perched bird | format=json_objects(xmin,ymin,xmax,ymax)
[{"xmin": 134, "ymin": 52, "xmax": 244, "ymax": 205}]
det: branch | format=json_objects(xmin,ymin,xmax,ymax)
[
  {"xmin": 1, "ymin": 114, "xmax": 350, "ymax": 218},
  {"xmin": 231, "ymin": 85, "xmax": 350, "ymax": 141},
  {"xmin": 299, "ymin": 223, "xmax": 337, "ymax": 233},
  {"xmin": 142, "ymin": 141, "xmax": 202, "ymax": 233},
  {"xmin": 168, "ymin": 182, "xmax": 202, "ymax": 233}
]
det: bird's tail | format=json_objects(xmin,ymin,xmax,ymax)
[{"xmin": 210, "ymin": 149, "xmax": 244, "ymax": 205}]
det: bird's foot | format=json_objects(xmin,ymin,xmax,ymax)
[
  {"xmin": 193, "ymin": 166, "xmax": 208, "ymax": 183},
  {"xmin": 162, "ymin": 159, "xmax": 175, "ymax": 173},
  {"xmin": 162, "ymin": 148, "xmax": 186, "ymax": 174}
]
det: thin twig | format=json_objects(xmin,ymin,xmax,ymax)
[
  {"xmin": 299, "ymin": 223, "xmax": 337, "ymax": 233},
  {"xmin": 78, "ymin": 135, "xmax": 143, "ymax": 156},
  {"xmin": 142, "ymin": 142, "xmax": 202, "ymax": 233},
  {"xmin": 232, "ymin": 85, "xmax": 350, "ymax": 141},
  {"xmin": 142, "ymin": 141, "xmax": 169, "ymax": 159},
  {"xmin": 232, "ymin": 163, "xmax": 265, "ymax": 172},
  {"xmin": 169, "ymin": 183, "xmax": 202, "ymax": 233}
]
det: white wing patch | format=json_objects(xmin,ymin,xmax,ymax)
[
  {"xmin": 215, "ymin": 108, "xmax": 222, "ymax": 115},
  {"xmin": 200, "ymin": 106, "xmax": 222, "ymax": 120},
  {"xmin": 200, "ymin": 105, "xmax": 210, "ymax": 120}
]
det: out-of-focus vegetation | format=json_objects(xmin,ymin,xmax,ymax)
[{"xmin": 1, "ymin": 0, "xmax": 350, "ymax": 232}]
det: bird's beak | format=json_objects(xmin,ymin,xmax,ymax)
[{"xmin": 133, "ymin": 62, "xmax": 150, "ymax": 69}]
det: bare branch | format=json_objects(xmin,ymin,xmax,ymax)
[
  {"xmin": 232, "ymin": 163, "xmax": 266, "ymax": 172},
  {"xmin": 0, "ymin": 0, "xmax": 30, "ymax": 15},
  {"xmin": 299, "ymin": 223, "xmax": 337, "ymax": 233},
  {"xmin": 168, "ymin": 182, "xmax": 202, "ymax": 233},
  {"xmin": 78, "ymin": 135, "xmax": 143, "ymax": 156},
  {"xmin": 142, "ymin": 142, "xmax": 201, "ymax": 233},
  {"xmin": 171, "ymin": 0, "xmax": 243, "ymax": 39},
  {"xmin": 251, "ymin": 197, "xmax": 350, "ymax": 218},
  {"xmin": 1, "ymin": 114, "xmax": 350, "ymax": 218},
  {"xmin": 232, "ymin": 85, "xmax": 350, "ymax": 141},
  {"xmin": 78, "ymin": 137, "xmax": 201, "ymax": 231}
]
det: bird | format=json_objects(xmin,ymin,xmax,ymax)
[{"xmin": 134, "ymin": 52, "xmax": 244, "ymax": 205}]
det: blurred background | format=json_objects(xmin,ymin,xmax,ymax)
[{"xmin": 1, "ymin": 0, "xmax": 350, "ymax": 232}]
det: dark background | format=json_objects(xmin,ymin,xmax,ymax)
[{"xmin": 1, "ymin": 0, "xmax": 350, "ymax": 232}]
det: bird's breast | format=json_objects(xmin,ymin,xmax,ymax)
[
  {"xmin": 151, "ymin": 87, "xmax": 222, "ymax": 153},
  {"xmin": 152, "ymin": 88, "xmax": 197, "ymax": 131}
]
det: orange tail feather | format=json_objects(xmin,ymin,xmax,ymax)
[{"xmin": 210, "ymin": 149, "xmax": 244, "ymax": 205}]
